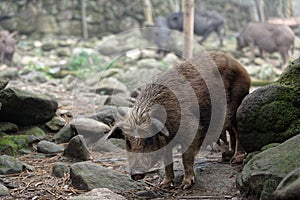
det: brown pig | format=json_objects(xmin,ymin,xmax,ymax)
[
  {"xmin": 106, "ymin": 51, "xmax": 250, "ymax": 189},
  {"xmin": 236, "ymin": 22, "xmax": 294, "ymax": 66}
]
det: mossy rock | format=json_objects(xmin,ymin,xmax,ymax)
[
  {"xmin": 237, "ymin": 57, "xmax": 300, "ymax": 153},
  {"xmin": 24, "ymin": 126, "xmax": 46, "ymax": 140},
  {"xmin": 0, "ymin": 122, "xmax": 18, "ymax": 134},
  {"xmin": 237, "ymin": 134, "xmax": 300, "ymax": 200},
  {"xmin": 0, "ymin": 134, "xmax": 38, "ymax": 156}
]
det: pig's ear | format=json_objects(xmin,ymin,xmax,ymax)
[
  {"xmin": 105, "ymin": 125, "xmax": 125, "ymax": 140},
  {"xmin": 151, "ymin": 118, "xmax": 169, "ymax": 137}
]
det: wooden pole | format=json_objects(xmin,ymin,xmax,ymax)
[
  {"xmin": 81, "ymin": 0, "xmax": 88, "ymax": 39},
  {"xmin": 143, "ymin": 0, "xmax": 154, "ymax": 26},
  {"xmin": 183, "ymin": 0, "xmax": 194, "ymax": 59}
]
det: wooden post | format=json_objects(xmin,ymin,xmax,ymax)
[
  {"xmin": 143, "ymin": 0, "xmax": 154, "ymax": 26},
  {"xmin": 81, "ymin": 0, "xmax": 88, "ymax": 39},
  {"xmin": 183, "ymin": 0, "xmax": 194, "ymax": 59}
]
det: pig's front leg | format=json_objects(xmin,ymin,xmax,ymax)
[{"xmin": 160, "ymin": 150, "xmax": 174, "ymax": 188}]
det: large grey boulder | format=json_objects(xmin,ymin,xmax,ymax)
[
  {"xmin": 274, "ymin": 167, "xmax": 300, "ymax": 200},
  {"xmin": 237, "ymin": 57, "xmax": 300, "ymax": 152},
  {"xmin": 237, "ymin": 134, "xmax": 300, "ymax": 200},
  {"xmin": 0, "ymin": 88, "xmax": 58, "ymax": 126},
  {"xmin": 70, "ymin": 161, "xmax": 145, "ymax": 192},
  {"xmin": 37, "ymin": 140, "xmax": 64, "ymax": 154}
]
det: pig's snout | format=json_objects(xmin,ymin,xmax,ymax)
[{"xmin": 130, "ymin": 168, "xmax": 146, "ymax": 181}]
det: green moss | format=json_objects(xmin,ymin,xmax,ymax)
[
  {"xmin": 0, "ymin": 134, "xmax": 36, "ymax": 156},
  {"xmin": 278, "ymin": 57, "xmax": 300, "ymax": 86},
  {"xmin": 24, "ymin": 126, "xmax": 46, "ymax": 140}
]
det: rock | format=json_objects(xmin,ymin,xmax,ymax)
[
  {"xmin": 92, "ymin": 137, "xmax": 123, "ymax": 153},
  {"xmin": 68, "ymin": 188, "xmax": 126, "ymax": 200},
  {"xmin": 237, "ymin": 58, "xmax": 300, "ymax": 153},
  {"xmin": 96, "ymin": 77, "xmax": 128, "ymax": 95},
  {"xmin": 135, "ymin": 190, "xmax": 159, "ymax": 199},
  {"xmin": 0, "ymin": 67, "xmax": 18, "ymax": 79},
  {"xmin": 119, "ymin": 67, "xmax": 163, "ymax": 91},
  {"xmin": 22, "ymin": 71, "xmax": 48, "ymax": 83},
  {"xmin": 37, "ymin": 140, "xmax": 64, "ymax": 154},
  {"xmin": 70, "ymin": 118, "xmax": 110, "ymax": 145},
  {"xmin": 0, "ymin": 155, "xmax": 23, "ymax": 174},
  {"xmin": 162, "ymin": 53, "xmax": 180, "ymax": 66},
  {"xmin": 52, "ymin": 162, "xmax": 70, "ymax": 178},
  {"xmin": 63, "ymin": 135, "xmax": 90, "ymax": 161},
  {"xmin": 274, "ymin": 167, "xmax": 300, "ymax": 200},
  {"xmin": 24, "ymin": 126, "xmax": 46, "ymax": 140},
  {"xmin": 70, "ymin": 161, "xmax": 145, "ymax": 192},
  {"xmin": 0, "ymin": 134, "xmax": 38, "ymax": 155},
  {"xmin": 104, "ymin": 95, "xmax": 134, "ymax": 107},
  {"xmin": 0, "ymin": 78, "xmax": 9, "ymax": 90},
  {"xmin": 0, "ymin": 87, "xmax": 58, "ymax": 126},
  {"xmin": 92, "ymin": 106, "xmax": 122, "ymax": 124},
  {"xmin": 46, "ymin": 116, "xmax": 66, "ymax": 131},
  {"xmin": 52, "ymin": 125, "xmax": 75, "ymax": 144},
  {"xmin": 0, "ymin": 122, "xmax": 18, "ymax": 133},
  {"xmin": 237, "ymin": 134, "xmax": 300, "ymax": 200},
  {"xmin": 0, "ymin": 183, "xmax": 9, "ymax": 197},
  {"xmin": 41, "ymin": 41, "xmax": 58, "ymax": 51}
]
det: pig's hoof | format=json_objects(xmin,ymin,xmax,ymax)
[
  {"xmin": 159, "ymin": 178, "xmax": 174, "ymax": 189},
  {"xmin": 230, "ymin": 153, "xmax": 246, "ymax": 164},
  {"xmin": 179, "ymin": 176, "xmax": 195, "ymax": 189},
  {"xmin": 222, "ymin": 150, "xmax": 235, "ymax": 162}
]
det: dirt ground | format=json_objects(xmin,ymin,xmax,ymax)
[{"xmin": 1, "ymin": 78, "xmax": 245, "ymax": 200}]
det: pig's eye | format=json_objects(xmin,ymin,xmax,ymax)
[
  {"xmin": 144, "ymin": 137, "xmax": 154, "ymax": 146},
  {"xmin": 126, "ymin": 139, "xmax": 132, "ymax": 150}
]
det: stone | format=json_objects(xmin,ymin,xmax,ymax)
[
  {"xmin": 70, "ymin": 118, "xmax": 110, "ymax": 145},
  {"xmin": 70, "ymin": 161, "xmax": 145, "ymax": 192},
  {"xmin": 237, "ymin": 57, "xmax": 300, "ymax": 153},
  {"xmin": 37, "ymin": 140, "xmax": 64, "ymax": 154},
  {"xmin": 63, "ymin": 135, "xmax": 90, "ymax": 161},
  {"xmin": 162, "ymin": 53, "xmax": 180, "ymax": 66},
  {"xmin": 52, "ymin": 125, "xmax": 75, "ymax": 144},
  {"xmin": 24, "ymin": 126, "xmax": 46, "ymax": 140},
  {"xmin": 96, "ymin": 77, "xmax": 128, "ymax": 95},
  {"xmin": 0, "ymin": 155, "xmax": 23, "ymax": 174},
  {"xmin": 0, "ymin": 88, "xmax": 58, "ymax": 126},
  {"xmin": 0, "ymin": 122, "xmax": 18, "ymax": 133},
  {"xmin": 0, "ymin": 183, "xmax": 9, "ymax": 197},
  {"xmin": 0, "ymin": 67, "xmax": 18, "ymax": 79},
  {"xmin": 274, "ymin": 167, "xmax": 300, "ymax": 200},
  {"xmin": 0, "ymin": 134, "xmax": 38, "ymax": 156},
  {"xmin": 22, "ymin": 71, "xmax": 48, "ymax": 83},
  {"xmin": 52, "ymin": 162, "xmax": 70, "ymax": 178},
  {"xmin": 68, "ymin": 188, "xmax": 126, "ymax": 200},
  {"xmin": 0, "ymin": 78, "xmax": 9, "ymax": 90},
  {"xmin": 92, "ymin": 137, "xmax": 123, "ymax": 153},
  {"xmin": 237, "ymin": 134, "xmax": 300, "ymax": 200},
  {"xmin": 46, "ymin": 116, "xmax": 66, "ymax": 131},
  {"xmin": 104, "ymin": 95, "xmax": 134, "ymax": 107},
  {"xmin": 36, "ymin": 14, "xmax": 58, "ymax": 35}
]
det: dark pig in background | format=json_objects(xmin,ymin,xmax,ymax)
[
  {"xmin": 0, "ymin": 30, "xmax": 16, "ymax": 65},
  {"xmin": 236, "ymin": 22, "xmax": 295, "ymax": 67},
  {"xmin": 152, "ymin": 16, "xmax": 172, "ymax": 54},
  {"xmin": 106, "ymin": 51, "xmax": 250, "ymax": 189},
  {"xmin": 167, "ymin": 10, "xmax": 224, "ymax": 47}
]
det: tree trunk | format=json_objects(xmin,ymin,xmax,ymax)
[
  {"xmin": 254, "ymin": 0, "xmax": 265, "ymax": 21},
  {"xmin": 143, "ymin": 0, "xmax": 154, "ymax": 26},
  {"xmin": 183, "ymin": 0, "xmax": 194, "ymax": 59},
  {"xmin": 81, "ymin": 0, "xmax": 88, "ymax": 39}
]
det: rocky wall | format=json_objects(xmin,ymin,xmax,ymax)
[{"xmin": 0, "ymin": 0, "xmax": 261, "ymax": 39}]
